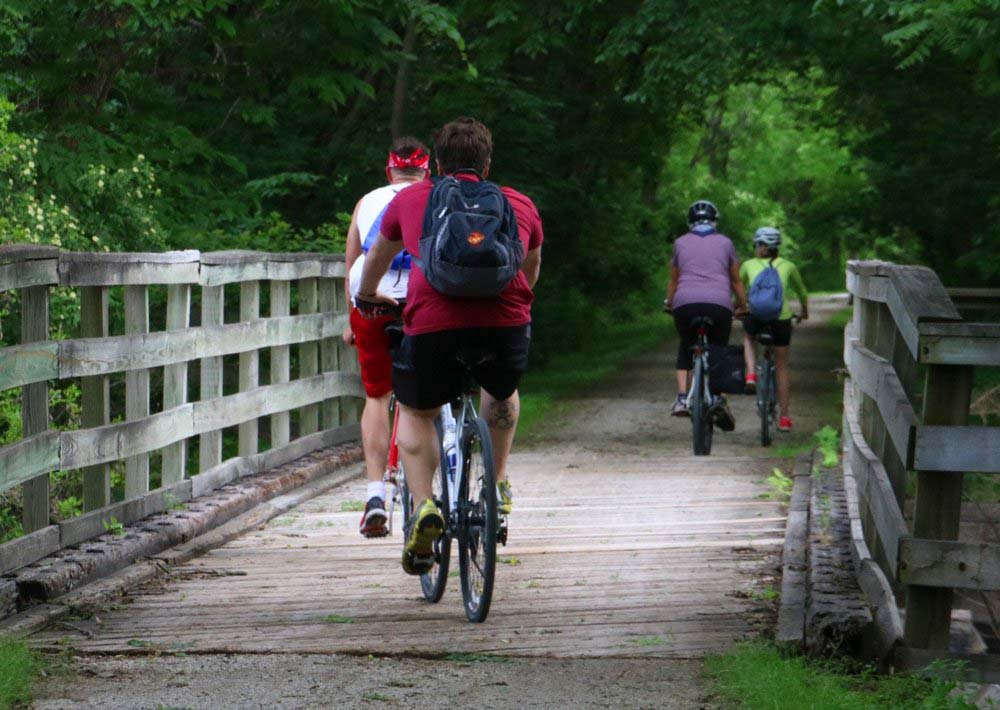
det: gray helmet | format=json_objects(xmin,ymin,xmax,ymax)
[
  {"xmin": 753, "ymin": 226, "xmax": 781, "ymax": 247},
  {"xmin": 688, "ymin": 200, "xmax": 719, "ymax": 225}
]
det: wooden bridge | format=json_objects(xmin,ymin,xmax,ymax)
[
  {"xmin": 0, "ymin": 247, "xmax": 996, "ymax": 704},
  {"xmin": 842, "ymin": 261, "xmax": 1000, "ymax": 676}
]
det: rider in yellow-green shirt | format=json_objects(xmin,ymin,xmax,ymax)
[{"xmin": 739, "ymin": 227, "xmax": 808, "ymax": 432}]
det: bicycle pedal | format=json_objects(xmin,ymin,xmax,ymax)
[{"xmin": 402, "ymin": 550, "xmax": 435, "ymax": 576}]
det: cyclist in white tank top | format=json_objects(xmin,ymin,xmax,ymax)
[
  {"xmin": 347, "ymin": 181, "xmax": 412, "ymax": 302},
  {"xmin": 343, "ymin": 139, "xmax": 430, "ymax": 537}
]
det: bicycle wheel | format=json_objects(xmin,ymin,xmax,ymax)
[
  {"xmin": 759, "ymin": 363, "xmax": 773, "ymax": 447},
  {"xmin": 420, "ymin": 419, "xmax": 452, "ymax": 602},
  {"xmin": 457, "ymin": 416, "xmax": 497, "ymax": 623},
  {"xmin": 399, "ymin": 453, "xmax": 450, "ymax": 604},
  {"xmin": 690, "ymin": 357, "xmax": 713, "ymax": 456}
]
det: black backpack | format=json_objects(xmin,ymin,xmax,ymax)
[{"xmin": 415, "ymin": 173, "xmax": 524, "ymax": 298}]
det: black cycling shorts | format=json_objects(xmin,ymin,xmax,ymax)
[
  {"xmin": 392, "ymin": 325, "xmax": 531, "ymax": 410},
  {"xmin": 742, "ymin": 317, "xmax": 793, "ymax": 347},
  {"xmin": 672, "ymin": 303, "xmax": 733, "ymax": 370}
]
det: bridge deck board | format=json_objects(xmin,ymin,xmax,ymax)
[{"xmin": 31, "ymin": 453, "xmax": 782, "ymax": 658}]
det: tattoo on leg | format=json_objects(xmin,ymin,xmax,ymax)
[{"xmin": 488, "ymin": 400, "xmax": 517, "ymax": 431}]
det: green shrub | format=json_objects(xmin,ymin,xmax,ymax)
[
  {"xmin": 705, "ymin": 641, "xmax": 974, "ymax": 709},
  {"xmin": 815, "ymin": 425, "xmax": 841, "ymax": 468}
]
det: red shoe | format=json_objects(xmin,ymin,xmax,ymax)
[
  {"xmin": 745, "ymin": 372, "xmax": 757, "ymax": 394},
  {"xmin": 778, "ymin": 416, "xmax": 793, "ymax": 432}
]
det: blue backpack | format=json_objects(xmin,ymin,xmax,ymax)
[
  {"xmin": 748, "ymin": 259, "xmax": 784, "ymax": 321},
  {"xmin": 415, "ymin": 174, "xmax": 523, "ymax": 298}
]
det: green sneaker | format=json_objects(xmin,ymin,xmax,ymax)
[
  {"xmin": 497, "ymin": 479, "xmax": 512, "ymax": 515},
  {"xmin": 401, "ymin": 498, "xmax": 444, "ymax": 576}
]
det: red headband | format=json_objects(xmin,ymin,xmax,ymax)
[{"xmin": 387, "ymin": 148, "xmax": 430, "ymax": 170}]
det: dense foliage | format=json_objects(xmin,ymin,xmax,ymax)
[
  {"xmin": 1, "ymin": 1, "xmax": 996, "ymax": 332},
  {"xmin": 0, "ymin": 0, "xmax": 997, "ymax": 537}
]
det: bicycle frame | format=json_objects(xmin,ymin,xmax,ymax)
[
  {"xmin": 383, "ymin": 398, "xmax": 402, "ymax": 533},
  {"xmin": 386, "ymin": 394, "xmax": 476, "ymax": 528},
  {"xmin": 687, "ymin": 326, "xmax": 713, "ymax": 411},
  {"xmin": 441, "ymin": 394, "xmax": 482, "ymax": 523},
  {"xmin": 688, "ymin": 324, "xmax": 715, "ymax": 456}
]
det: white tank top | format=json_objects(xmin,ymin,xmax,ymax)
[{"xmin": 348, "ymin": 182, "xmax": 411, "ymax": 300}]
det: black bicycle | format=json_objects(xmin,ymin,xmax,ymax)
[
  {"xmin": 755, "ymin": 328, "xmax": 778, "ymax": 447},
  {"xmin": 688, "ymin": 316, "xmax": 716, "ymax": 456},
  {"xmin": 398, "ymin": 386, "xmax": 504, "ymax": 623},
  {"xmin": 751, "ymin": 316, "xmax": 800, "ymax": 447}
]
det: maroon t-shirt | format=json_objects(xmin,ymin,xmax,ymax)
[{"xmin": 380, "ymin": 174, "xmax": 544, "ymax": 335}]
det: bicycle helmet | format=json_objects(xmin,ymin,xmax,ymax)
[
  {"xmin": 687, "ymin": 200, "xmax": 719, "ymax": 225},
  {"xmin": 753, "ymin": 226, "xmax": 782, "ymax": 247}
]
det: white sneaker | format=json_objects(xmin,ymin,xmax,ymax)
[{"xmin": 671, "ymin": 394, "xmax": 690, "ymax": 417}]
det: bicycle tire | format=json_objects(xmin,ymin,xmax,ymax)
[
  {"xmin": 757, "ymin": 368, "xmax": 771, "ymax": 446},
  {"xmin": 399, "ymin": 454, "xmax": 450, "ymax": 604},
  {"xmin": 768, "ymin": 365, "xmax": 777, "ymax": 439},
  {"xmin": 419, "ymin": 418, "xmax": 451, "ymax": 602},
  {"xmin": 759, "ymin": 363, "xmax": 773, "ymax": 447},
  {"xmin": 457, "ymin": 416, "xmax": 497, "ymax": 623},
  {"xmin": 691, "ymin": 357, "xmax": 712, "ymax": 456}
]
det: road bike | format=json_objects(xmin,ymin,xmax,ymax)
[
  {"xmin": 688, "ymin": 316, "xmax": 716, "ymax": 456},
  {"xmin": 357, "ymin": 298, "xmax": 506, "ymax": 622},
  {"xmin": 393, "ymin": 380, "xmax": 507, "ymax": 623},
  {"xmin": 750, "ymin": 316, "xmax": 800, "ymax": 447}
]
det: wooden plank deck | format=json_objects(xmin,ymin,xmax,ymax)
[{"xmin": 32, "ymin": 452, "xmax": 783, "ymax": 659}]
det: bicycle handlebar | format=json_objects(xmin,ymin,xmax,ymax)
[{"xmin": 355, "ymin": 296, "xmax": 403, "ymax": 320}]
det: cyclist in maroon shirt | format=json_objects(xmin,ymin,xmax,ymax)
[{"xmin": 357, "ymin": 118, "xmax": 543, "ymax": 575}]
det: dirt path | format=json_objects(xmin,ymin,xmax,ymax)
[
  {"xmin": 530, "ymin": 294, "xmax": 847, "ymax": 456},
  {"xmin": 31, "ymin": 296, "xmax": 848, "ymax": 709}
]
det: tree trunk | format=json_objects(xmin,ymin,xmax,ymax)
[{"xmin": 390, "ymin": 20, "xmax": 417, "ymax": 139}]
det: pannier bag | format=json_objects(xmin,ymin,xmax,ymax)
[
  {"xmin": 416, "ymin": 174, "xmax": 524, "ymax": 298},
  {"xmin": 708, "ymin": 344, "xmax": 746, "ymax": 395}
]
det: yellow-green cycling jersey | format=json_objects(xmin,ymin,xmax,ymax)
[{"xmin": 739, "ymin": 257, "xmax": 808, "ymax": 321}]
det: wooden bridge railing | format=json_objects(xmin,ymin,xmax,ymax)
[
  {"xmin": 844, "ymin": 260, "xmax": 1000, "ymax": 669},
  {"xmin": 0, "ymin": 245, "xmax": 363, "ymax": 574}
]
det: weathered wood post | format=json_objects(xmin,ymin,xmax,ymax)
[
  {"xmin": 335, "ymin": 275, "xmax": 360, "ymax": 426},
  {"xmin": 80, "ymin": 286, "xmax": 110, "ymax": 510},
  {"xmin": 20, "ymin": 283, "xmax": 50, "ymax": 532},
  {"xmin": 318, "ymin": 277, "xmax": 339, "ymax": 431},
  {"xmin": 270, "ymin": 280, "xmax": 291, "ymax": 448},
  {"xmin": 238, "ymin": 280, "xmax": 260, "ymax": 456},
  {"xmin": 161, "ymin": 283, "xmax": 191, "ymax": 485},
  {"xmin": 124, "ymin": 284, "xmax": 150, "ymax": 499},
  {"xmin": 904, "ymin": 364, "xmax": 974, "ymax": 649},
  {"xmin": 298, "ymin": 277, "xmax": 319, "ymax": 435},
  {"xmin": 199, "ymin": 285, "xmax": 224, "ymax": 471}
]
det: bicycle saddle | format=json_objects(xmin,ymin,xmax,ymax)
[
  {"xmin": 755, "ymin": 323, "xmax": 776, "ymax": 345},
  {"xmin": 383, "ymin": 321, "xmax": 404, "ymax": 350},
  {"xmin": 690, "ymin": 316, "xmax": 715, "ymax": 329}
]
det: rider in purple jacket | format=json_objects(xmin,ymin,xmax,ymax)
[{"xmin": 664, "ymin": 200, "xmax": 748, "ymax": 419}]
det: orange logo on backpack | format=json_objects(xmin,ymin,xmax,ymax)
[{"xmin": 467, "ymin": 231, "xmax": 486, "ymax": 246}]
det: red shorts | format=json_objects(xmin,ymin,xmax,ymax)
[{"xmin": 349, "ymin": 307, "xmax": 397, "ymax": 398}]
